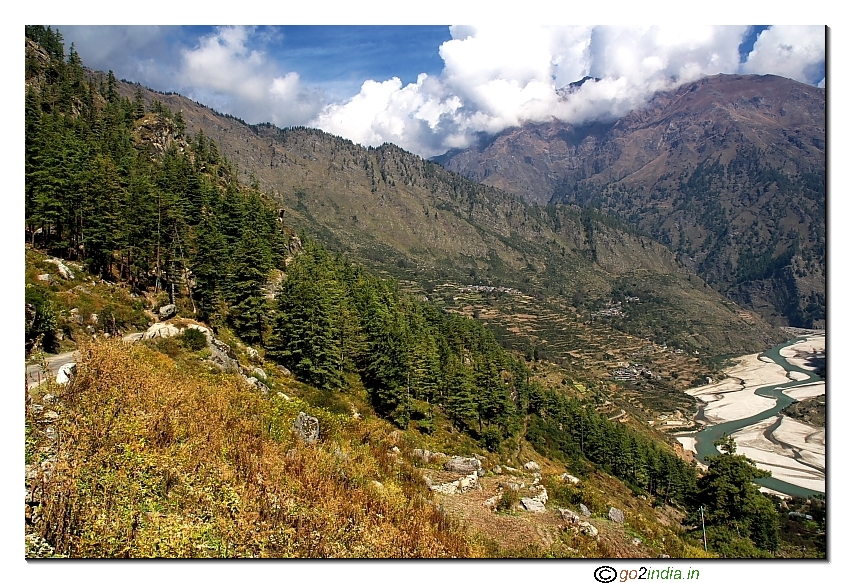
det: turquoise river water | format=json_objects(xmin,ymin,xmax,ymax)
[{"xmin": 685, "ymin": 336, "xmax": 824, "ymax": 499}]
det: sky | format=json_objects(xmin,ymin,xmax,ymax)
[{"xmin": 54, "ymin": 23, "xmax": 826, "ymax": 159}]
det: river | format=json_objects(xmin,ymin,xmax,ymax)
[{"xmin": 683, "ymin": 336, "xmax": 825, "ymax": 499}]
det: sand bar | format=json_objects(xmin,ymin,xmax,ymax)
[
  {"xmin": 781, "ymin": 381, "xmax": 825, "ymax": 401},
  {"xmin": 779, "ymin": 334, "xmax": 825, "ymax": 372},
  {"xmin": 686, "ymin": 353, "xmax": 788, "ymax": 424},
  {"xmin": 731, "ymin": 416, "xmax": 825, "ymax": 493}
]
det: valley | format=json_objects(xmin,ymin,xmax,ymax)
[
  {"xmin": 23, "ymin": 27, "xmax": 825, "ymax": 559},
  {"xmin": 681, "ymin": 333, "xmax": 825, "ymax": 497}
]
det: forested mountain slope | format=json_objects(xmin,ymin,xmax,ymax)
[
  {"xmin": 113, "ymin": 78, "xmax": 786, "ymax": 360},
  {"xmin": 435, "ymin": 74, "xmax": 825, "ymax": 328}
]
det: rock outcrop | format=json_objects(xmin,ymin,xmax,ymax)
[{"xmin": 444, "ymin": 456, "xmax": 483, "ymax": 475}]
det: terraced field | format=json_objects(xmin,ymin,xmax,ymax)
[{"xmin": 404, "ymin": 280, "xmax": 708, "ymax": 421}]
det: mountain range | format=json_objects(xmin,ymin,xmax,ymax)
[
  {"xmin": 435, "ymin": 74, "xmax": 825, "ymax": 328},
  {"xmin": 116, "ymin": 76, "xmax": 788, "ymax": 361}
]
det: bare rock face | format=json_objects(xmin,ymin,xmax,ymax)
[{"xmin": 292, "ymin": 411, "xmax": 319, "ymax": 444}]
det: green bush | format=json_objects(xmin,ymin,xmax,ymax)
[{"xmin": 180, "ymin": 328, "xmax": 208, "ymax": 351}]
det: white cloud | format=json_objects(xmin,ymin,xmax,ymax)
[
  {"xmin": 178, "ymin": 26, "xmax": 324, "ymax": 127},
  {"xmin": 311, "ymin": 25, "xmax": 769, "ymax": 157},
  {"xmin": 741, "ymin": 25, "xmax": 826, "ymax": 84}
]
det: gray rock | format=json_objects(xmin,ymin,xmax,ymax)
[
  {"xmin": 143, "ymin": 323, "xmax": 180, "ymax": 339},
  {"xmin": 558, "ymin": 508, "xmax": 582, "ymax": 525},
  {"xmin": 292, "ymin": 411, "xmax": 319, "ymax": 444},
  {"xmin": 608, "ymin": 507, "xmax": 625, "ymax": 523},
  {"xmin": 37, "ymin": 273, "xmax": 53, "ymax": 283},
  {"xmin": 46, "ymin": 258, "xmax": 74, "ymax": 280},
  {"xmin": 560, "ymin": 473, "xmax": 580, "ymax": 484},
  {"xmin": 580, "ymin": 503, "xmax": 591, "ymax": 517},
  {"xmin": 209, "ymin": 338, "xmax": 241, "ymax": 372},
  {"xmin": 483, "ymin": 495, "xmax": 500, "ymax": 511},
  {"xmin": 521, "ymin": 498, "xmax": 547, "ymax": 513},
  {"xmin": 89, "ymin": 313, "xmax": 98, "ymax": 324},
  {"xmin": 246, "ymin": 347, "xmax": 260, "ymax": 360},
  {"xmin": 524, "ymin": 460, "xmax": 541, "ymax": 472},
  {"xmin": 429, "ymin": 472, "xmax": 480, "ymax": 495},
  {"xmin": 276, "ymin": 363, "xmax": 292, "ymax": 376},
  {"xmin": 159, "ymin": 304, "xmax": 178, "ymax": 320},
  {"xmin": 251, "ymin": 367, "xmax": 268, "ymax": 381},
  {"xmin": 444, "ymin": 456, "xmax": 482, "ymax": 474},
  {"xmin": 245, "ymin": 376, "xmax": 269, "ymax": 395},
  {"xmin": 579, "ymin": 522, "xmax": 598, "ymax": 537},
  {"xmin": 492, "ymin": 465, "xmax": 502, "ymax": 474}
]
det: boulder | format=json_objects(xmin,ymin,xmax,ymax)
[
  {"xmin": 37, "ymin": 274, "xmax": 53, "ymax": 283},
  {"xmin": 159, "ymin": 304, "xmax": 178, "ymax": 320},
  {"xmin": 251, "ymin": 367, "xmax": 268, "ymax": 381},
  {"xmin": 143, "ymin": 322, "xmax": 180, "ymax": 339},
  {"xmin": 521, "ymin": 497, "xmax": 547, "ymax": 513},
  {"xmin": 524, "ymin": 460, "xmax": 541, "ymax": 472},
  {"xmin": 458, "ymin": 473, "xmax": 480, "ymax": 492},
  {"xmin": 580, "ymin": 503, "xmax": 591, "ymax": 517},
  {"xmin": 55, "ymin": 362, "xmax": 76, "ymax": 385},
  {"xmin": 46, "ymin": 258, "xmax": 74, "ymax": 280},
  {"xmin": 560, "ymin": 473, "xmax": 580, "ymax": 485},
  {"xmin": 532, "ymin": 485, "xmax": 548, "ymax": 505},
  {"xmin": 444, "ymin": 456, "xmax": 482, "ymax": 475},
  {"xmin": 558, "ymin": 508, "xmax": 582, "ymax": 525},
  {"xmin": 209, "ymin": 338, "xmax": 241, "ymax": 372},
  {"xmin": 608, "ymin": 507, "xmax": 625, "ymax": 523},
  {"xmin": 579, "ymin": 522, "xmax": 598, "ymax": 537},
  {"xmin": 246, "ymin": 347, "xmax": 260, "ymax": 360},
  {"xmin": 292, "ymin": 411, "xmax": 319, "ymax": 444},
  {"xmin": 245, "ymin": 376, "xmax": 270, "ymax": 395}
]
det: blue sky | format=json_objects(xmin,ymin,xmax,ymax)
[{"xmin": 51, "ymin": 23, "xmax": 827, "ymax": 158}]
